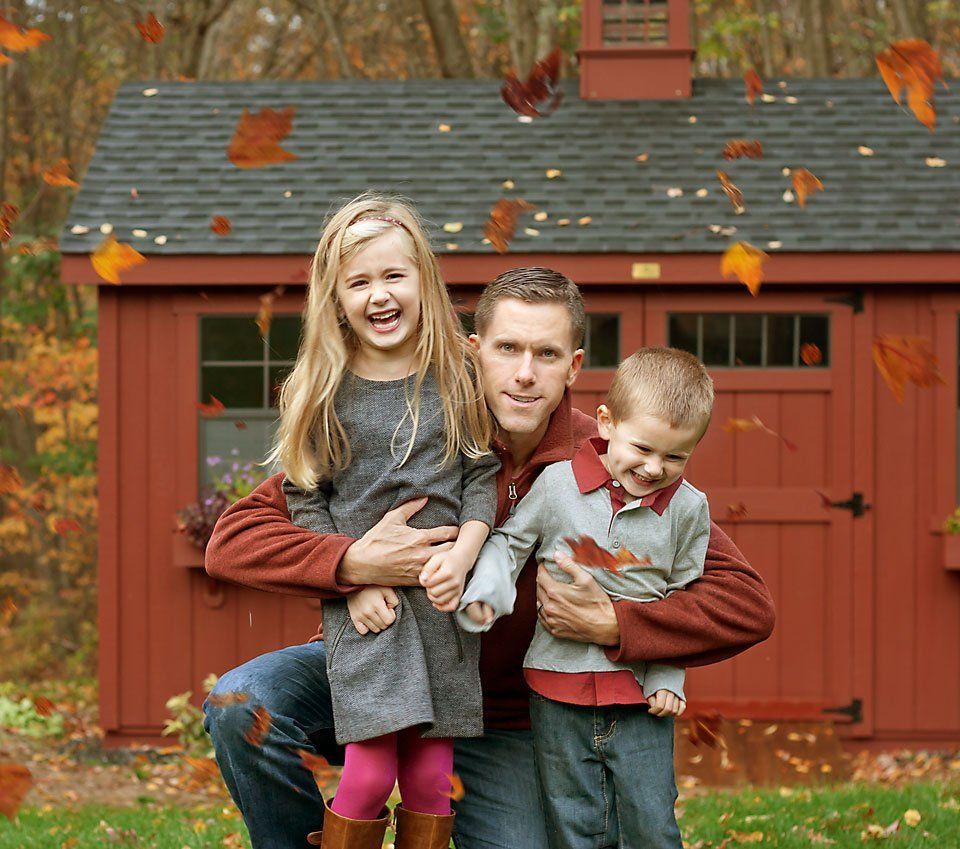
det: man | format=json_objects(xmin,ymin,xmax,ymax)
[{"xmin": 203, "ymin": 267, "xmax": 775, "ymax": 849}]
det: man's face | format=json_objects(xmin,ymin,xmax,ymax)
[{"xmin": 472, "ymin": 298, "xmax": 583, "ymax": 440}]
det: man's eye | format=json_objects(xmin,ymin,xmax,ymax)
[
  {"xmin": 541, "ymin": 350, "xmax": 557, "ymax": 358},
  {"xmin": 500, "ymin": 343, "xmax": 514, "ymax": 352}
]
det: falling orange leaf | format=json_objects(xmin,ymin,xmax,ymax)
[
  {"xmin": 686, "ymin": 713, "xmax": 723, "ymax": 749},
  {"xmin": 815, "ymin": 490, "xmax": 834, "ymax": 510},
  {"xmin": 872, "ymin": 335, "xmax": 945, "ymax": 402},
  {"xmin": 726, "ymin": 503, "xmax": 748, "ymax": 520},
  {"xmin": 211, "ymin": 215, "xmax": 232, "ymax": 236},
  {"xmin": 722, "ymin": 140, "xmax": 763, "ymax": 160},
  {"xmin": 0, "ymin": 464, "xmax": 23, "ymax": 495},
  {"xmin": 0, "ymin": 16, "xmax": 50, "ymax": 52},
  {"xmin": 0, "ymin": 762, "xmax": 32, "ymax": 820},
  {"xmin": 198, "ymin": 396, "xmax": 226, "ymax": 418},
  {"xmin": 296, "ymin": 749, "xmax": 338, "ymax": 788},
  {"xmin": 206, "ymin": 691, "xmax": 249, "ymax": 708},
  {"xmin": 876, "ymin": 39, "xmax": 945, "ymax": 131},
  {"xmin": 90, "ymin": 235, "xmax": 146, "ymax": 284},
  {"xmin": 42, "ymin": 158, "xmax": 78, "ymax": 188},
  {"xmin": 484, "ymin": 198, "xmax": 536, "ymax": 254},
  {"xmin": 54, "ymin": 518, "xmax": 83, "ymax": 536},
  {"xmin": 244, "ymin": 706, "xmax": 271, "ymax": 747},
  {"xmin": 792, "ymin": 168, "xmax": 824, "ymax": 208},
  {"xmin": 441, "ymin": 772, "xmax": 466, "ymax": 801},
  {"xmin": 744, "ymin": 69, "xmax": 763, "ymax": 105},
  {"xmin": 563, "ymin": 535, "xmax": 650, "ymax": 576},
  {"xmin": 800, "ymin": 343, "xmax": 822, "ymax": 365},
  {"xmin": 256, "ymin": 285, "xmax": 286, "ymax": 338},
  {"xmin": 722, "ymin": 416, "xmax": 797, "ymax": 452},
  {"xmin": 32, "ymin": 696, "xmax": 54, "ymax": 717},
  {"xmin": 716, "ymin": 170, "xmax": 745, "ymax": 214},
  {"xmin": 184, "ymin": 756, "xmax": 221, "ymax": 790},
  {"xmin": 0, "ymin": 597, "xmax": 16, "ymax": 628},
  {"xmin": 136, "ymin": 12, "xmax": 164, "ymax": 43},
  {"xmin": 721, "ymin": 241, "xmax": 767, "ymax": 296},
  {"xmin": 500, "ymin": 47, "xmax": 563, "ymax": 118},
  {"xmin": 0, "ymin": 203, "xmax": 17, "ymax": 243},
  {"xmin": 234, "ymin": 420, "xmax": 247, "ymax": 430},
  {"xmin": 227, "ymin": 107, "xmax": 298, "ymax": 169}
]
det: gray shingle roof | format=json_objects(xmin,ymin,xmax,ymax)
[{"xmin": 60, "ymin": 77, "xmax": 960, "ymax": 255}]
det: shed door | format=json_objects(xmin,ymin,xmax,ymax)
[{"xmin": 645, "ymin": 290, "xmax": 870, "ymax": 735}]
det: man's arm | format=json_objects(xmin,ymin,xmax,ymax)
[
  {"xmin": 536, "ymin": 521, "xmax": 775, "ymax": 667},
  {"xmin": 605, "ymin": 521, "xmax": 775, "ymax": 667},
  {"xmin": 205, "ymin": 473, "xmax": 458, "ymax": 596}
]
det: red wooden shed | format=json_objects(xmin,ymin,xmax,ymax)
[{"xmin": 59, "ymin": 0, "xmax": 960, "ymax": 749}]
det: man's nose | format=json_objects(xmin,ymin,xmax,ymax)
[{"xmin": 514, "ymin": 352, "xmax": 536, "ymax": 385}]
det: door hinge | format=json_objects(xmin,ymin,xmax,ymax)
[
  {"xmin": 824, "ymin": 289, "xmax": 864, "ymax": 314},
  {"xmin": 828, "ymin": 491, "xmax": 871, "ymax": 518},
  {"xmin": 823, "ymin": 697, "xmax": 863, "ymax": 724}
]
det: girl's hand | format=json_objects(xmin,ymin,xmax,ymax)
[
  {"xmin": 419, "ymin": 550, "xmax": 470, "ymax": 613},
  {"xmin": 346, "ymin": 586, "xmax": 399, "ymax": 635},
  {"xmin": 465, "ymin": 601, "xmax": 494, "ymax": 627},
  {"xmin": 647, "ymin": 689, "xmax": 686, "ymax": 718}
]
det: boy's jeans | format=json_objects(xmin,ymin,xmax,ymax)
[
  {"xmin": 529, "ymin": 692, "xmax": 683, "ymax": 849},
  {"xmin": 201, "ymin": 641, "xmax": 550, "ymax": 849}
]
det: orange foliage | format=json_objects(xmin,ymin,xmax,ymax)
[
  {"xmin": 872, "ymin": 335, "xmax": 945, "ymax": 402},
  {"xmin": 42, "ymin": 158, "xmax": 79, "ymax": 188},
  {"xmin": 0, "ymin": 16, "xmax": 50, "ymax": 52},
  {"xmin": 90, "ymin": 235, "xmax": 146, "ymax": 284},
  {"xmin": 720, "ymin": 241, "xmax": 767, "ymax": 296},
  {"xmin": 227, "ymin": 107, "xmax": 298, "ymax": 169},
  {"xmin": 876, "ymin": 39, "xmax": 945, "ymax": 131}
]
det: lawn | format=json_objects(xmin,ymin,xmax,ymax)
[{"xmin": 1, "ymin": 781, "xmax": 957, "ymax": 848}]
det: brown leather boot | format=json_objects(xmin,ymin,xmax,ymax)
[
  {"xmin": 306, "ymin": 798, "xmax": 389, "ymax": 848},
  {"xmin": 393, "ymin": 805, "xmax": 455, "ymax": 849}
]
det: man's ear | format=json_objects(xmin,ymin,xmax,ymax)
[
  {"xmin": 468, "ymin": 333, "xmax": 480, "ymax": 350},
  {"xmin": 565, "ymin": 348, "xmax": 584, "ymax": 388},
  {"xmin": 596, "ymin": 404, "xmax": 612, "ymax": 438}
]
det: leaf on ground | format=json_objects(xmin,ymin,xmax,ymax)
[
  {"xmin": 227, "ymin": 107, "xmax": 298, "ymax": 169},
  {"xmin": 792, "ymin": 168, "xmax": 824, "ymax": 208},
  {"xmin": 721, "ymin": 241, "xmax": 767, "ymax": 296},
  {"xmin": 90, "ymin": 235, "xmax": 146, "ymax": 284},
  {"xmin": 562, "ymin": 535, "xmax": 650, "ymax": 576},
  {"xmin": 501, "ymin": 47, "xmax": 563, "ymax": 118},
  {"xmin": 484, "ymin": 198, "xmax": 536, "ymax": 253},
  {"xmin": 244, "ymin": 706, "xmax": 271, "ymax": 747},
  {"xmin": 876, "ymin": 39, "xmax": 945, "ymax": 131},
  {"xmin": 872, "ymin": 335, "xmax": 944, "ymax": 402},
  {"xmin": 0, "ymin": 762, "xmax": 33, "ymax": 820}
]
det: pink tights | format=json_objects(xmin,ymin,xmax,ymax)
[{"xmin": 330, "ymin": 728, "xmax": 453, "ymax": 820}]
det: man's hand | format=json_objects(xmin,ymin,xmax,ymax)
[
  {"xmin": 536, "ymin": 552, "xmax": 620, "ymax": 646},
  {"xmin": 346, "ymin": 586, "xmax": 399, "ymax": 635},
  {"xmin": 338, "ymin": 497, "xmax": 458, "ymax": 587},
  {"xmin": 647, "ymin": 689, "xmax": 686, "ymax": 718},
  {"xmin": 419, "ymin": 549, "xmax": 471, "ymax": 613}
]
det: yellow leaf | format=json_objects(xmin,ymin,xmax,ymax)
[
  {"xmin": 903, "ymin": 809, "xmax": 921, "ymax": 827},
  {"xmin": 90, "ymin": 236, "xmax": 146, "ymax": 285},
  {"xmin": 721, "ymin": 241, "xmax": 768, "ymax": 296}
]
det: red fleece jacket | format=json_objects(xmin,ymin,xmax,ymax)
[{"xmin": 206, "ymin": 392, "xmax": 776, "ymax": 729}]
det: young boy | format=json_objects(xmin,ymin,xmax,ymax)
[{"xmin": 457, "ymin": 346, "xmax": 714, "ymax": 849}]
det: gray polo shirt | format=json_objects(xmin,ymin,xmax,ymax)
[{"xmin": 457, "ymin": 437, "xmax": 709, "ymax": 700}]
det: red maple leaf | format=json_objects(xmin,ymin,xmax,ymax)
[
  {"xmin": 872, "ymin": 335, "xmax": 944, "ymax": 401},
  {"xmin": 743, "ymin": 69, "xmax": 763, "ymax": 105},
  {"xmin": 227, "ymin": 107, "xmax": 298, "ymax": 169},
  {"xmin": 198, "ymin": 395, "xmax": 225, "ymax": 418},
  {"xmin": 563, "ymin": 535, "xmax": 649, "ymax": 576},
  {"xmin": 501, "ymin": 47, "xmax": 563, "ymax": 118},
  {"xmin": 244, "ymin": 706, "xmax": 272, "ymax": 747},
  {"xmin": 484, "ymin": 198, "xmax": 536, "ymax": 253}
]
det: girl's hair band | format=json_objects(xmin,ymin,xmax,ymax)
[{"xmin": 353, "ymin": 214, "xmax": 408, "ymax": 231}]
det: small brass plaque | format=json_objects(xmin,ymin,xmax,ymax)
[{"xmin": 631, "ymin": 262, "xmax": 661, "ymax": 280}]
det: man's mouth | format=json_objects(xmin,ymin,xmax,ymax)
[
  {"xmin": 505, "ymin": 393, "xmax": 540, "ymax": 407},
  {"xmin": 367, "ymin": 309, "xmax": 401, "ymax": 333}
]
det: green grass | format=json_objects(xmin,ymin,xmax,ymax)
[{"xmin": 1, "ymin": 782, "xmax": 957, "ymax": 848}]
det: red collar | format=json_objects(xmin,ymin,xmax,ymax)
[{"xmin": 571, "ymin": 437, "xmax": 683, "ymax": 516}]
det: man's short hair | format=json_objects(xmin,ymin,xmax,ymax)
[
  {"xmin": 474, "ymin": 267, "xmax": 586, "ymax": 350},
  {"xmin": 606, "ymin": 347, "xmax": 714, "ymax": 436}
]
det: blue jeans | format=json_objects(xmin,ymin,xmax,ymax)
[
  {"xmin": 202, "ymin": 641, "xmax": 550, "ymax": 849},
  {"xmin": 529, "ymin": 693, "xmax": 682, "ymax": 849}
]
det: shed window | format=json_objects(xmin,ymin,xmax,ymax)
[
  {"xmin": 199, "ymin": 314, "xmax": 301, "ymax": 486},
  {"xmin": 458, "ymin": 312, "xmax": 620, "ymax": 369},
  {"xmin": 603, "ymin": 0, "xmax": 669, "ymax": 45},
  {"xmin": 668, "ymin": 313, "xmax": 830, "ymax": 367}
]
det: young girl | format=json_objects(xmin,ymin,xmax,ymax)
[{"xmin": 267, "ymin": 192, "xmax": 498, "ymax": 849}]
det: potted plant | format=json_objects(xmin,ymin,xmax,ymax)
[{"xmin": 943, "ymin": 507, "xmax": 960, "ymax": 571}]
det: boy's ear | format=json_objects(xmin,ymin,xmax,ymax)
[{"xmin": 596, "ymin": 404, "xmax": 612, "ymax": 438}]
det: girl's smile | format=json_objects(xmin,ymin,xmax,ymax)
[{"xmin": 336, "ymin": 230, "xmax": 422, "ymax": 369}]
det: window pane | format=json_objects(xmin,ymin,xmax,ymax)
[
  {"xmin": 269, "ymin": 365, "xmax": 293, "ymax": 408},
  {"xmin": 766, "ymin": 315, "xmax": 795, "ymax": 366},
  {"xmin": 270, "ymin": 315, "xmax": 302, "ymax": 361},
  {"xmin": 734, "ymin": 314, "xmax": 763, "ymax": 366},
  {"xmin": 586, "ymin": 315, "xmax": 619, "ymax": 368},
  {"xmin": 702, "ymin": 314, "xmax": 731, "ymax": 366},
  {"xmin": 201, "ymin": 316, "xmax": 263, "ymax": 362},
  {"xmin": 201, "ymin": 418, "xmax": 281, "ymax": 487},
  {"xmin": 202, "ymin": 365, "xmax": 263, "ymax": 408},
  {"xmin": 669, "ymin": 314, "xmax": 699, "ymax": 356},
  {"xmin": 799, "ymin": 315, "xmax": 830, "ymax": 366}
]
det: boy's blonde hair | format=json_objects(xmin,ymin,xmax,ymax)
[
  {"xmin": 606, "ymin": 347, "xmax": 714, "ymax": 436},
  {"xmin": 268, "ymin": 191, "xmax": 491, "ymax": 491}
]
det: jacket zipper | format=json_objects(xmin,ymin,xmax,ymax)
[
  {"xmin": 326, "ymin": 617, "xmax": 350, "ymax": 667},
  {"xmin": 507, "ymin": 481, "xmax": 519, "ymax": 515}
]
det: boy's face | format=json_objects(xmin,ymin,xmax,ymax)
[{"xmin": 596, "ymin": 405, "xmax": 702, "ymax": 500}]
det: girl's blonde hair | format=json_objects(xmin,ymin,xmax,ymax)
[{"xmin": 268, "ymin": 191, "xmax": 492, "ymax": 491}]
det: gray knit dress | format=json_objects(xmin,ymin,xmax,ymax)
[{"xmin": 283, "ymin": 371, "xmax": 499, "ymax": 745}]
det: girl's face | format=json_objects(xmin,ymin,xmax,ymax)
[{"xmin": 335, "ymin": 230, "xmax": 422, "ymax": 363}]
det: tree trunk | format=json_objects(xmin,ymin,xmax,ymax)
[
  {"xmin": 419, "ymin": 0, "xmax": 474, "ymax": 77},
  {"xmin": 315, "ymin": 0, "xmax": 356, "ymax": 78},
  {"xmin": 755, "ymin": 0, "xmax": 776, "ymax": 77}
]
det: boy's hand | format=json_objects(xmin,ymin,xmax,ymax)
[
  {"xmin": 419, "ymin": 550, "xmax": 471, "ymax": 612},
  {"xmin": 346, "ymin": 586, "xmax": 399, "ymax": 635},
  {"xmin": 464, "ymin": 601, "xmax": 494, "ymax": 627},
  {"xmin": 647, "ymin": 689, "xmax": 686, "ymax": 718}
]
